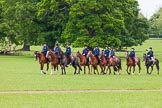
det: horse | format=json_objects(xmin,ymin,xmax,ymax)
[
  {"xmin": 143, "ymin": 54, "xmax": 159, "ymax": 75},
  {"xmin": 87, "ymin": 51, "xmax": 99, "ymax": 74},
  {"xmin": 125, "ymin": 51, "xmax": 141, "ymax": 75},
  {"xmin": 46, "ymin": 50, "xmax": 59, "ymax": 75},
  {"xmin": 59, "ymin": 51, "xmax": 82, "ymax": 75},
  {"xmin": 106, "ymin": 56, "xmax": 122, "ymax": 75},
  {"xmin": 99, "ymin": 50, "xmax": 107, "ymax": 74},
  {"xmin": 76, "ymin": 51, "xmax": 90, "ymax": 74},
  {"xmin": 34, "ymin": 51, "xmax": 49, "ymax": 74}
]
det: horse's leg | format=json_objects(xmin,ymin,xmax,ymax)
[
  {"xmin": 78, "ymin": 64, "xmax": 82, "ymax": 74},
  {"xmin": 155, "ymin": 62, "xmax": 160, "ymax": 75},
  {"xmin": 46, "ymin": 63, "xmax": 49, "ymax": 73},
  {"xmin": 146, "ymin": 66, "xmax": 149, "ymax": 74},
  {"xmin": 113, "ymin": 66, "xmax": 115, "ymax": 75},
  {"xmin": 90, "ymin": 65, "xmax": 92, "ymax": 74},
  {"xmin": 61, "ymin": 65, "xmax": 64, "ymax": 75},
  {"xmin": 40, "ymin": 63, "xmax": 46, "ymax": 74},
  {"xmin": 138, "ymin": 63, "xmax": 141, "ymax": 75},
  {"xmin": 72, "ymin": 64, "xmax": 77, "ymax": 75},
  {"xmin": 109, "ymin": 66, "xmax": 111, "ymax": 75},
  {"xmin": 93, "ymin": 66, "xmax": 96, "ymax": 74},
  {"xmin": 150, "ymin": 66, "xmax": 153, "ymax": 75},
  {"xmin": 126, "ymin": 66, "xmax": 130, "ymax": 75},
  {"xmin": 105, "ymin": 65, "xmax": 109, "ymax": 74},
  {"xmin": 84, "ymin": 66, "xmax": 86, "ymax": 74},
  {"xmin": 96, "ymin": 66, "xmax": 99, "ymax": 75},
  {"xmin": 87, "ymin": 65, "xmax": 90, "ymax": 74},
  {"xmin": 50, "ymin": 64, "xmax": 53, "ymax": 75},
  {"xmin": 132, "ymin": 66, "xmax": 135, "ymax": 75}
]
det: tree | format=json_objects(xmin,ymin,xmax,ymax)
[
  {"xmin": 149, "ymin": 8, "xmax": 162, "ymax": 38},
  {"xmin": 62, "ymin": 0, "xmax": 149, "ymax": 48},
  {"xmin": 0, "ymin": 0, "xmax": 38, "ymax": 51},
  {"xmin": 37, "ymin": 0, "xmax": 70, "ymax": 49}
]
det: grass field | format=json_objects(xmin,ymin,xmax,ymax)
[{"xmin": 0, "ymin": 38, "xmax": 162, "ymax": 108}]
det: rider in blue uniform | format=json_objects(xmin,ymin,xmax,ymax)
[
  {"xmin": 65, "ymin": 43, "xmax": 72, "ymax": 64},
  {"xmin": 110, "ymin": 47, "xmax": 115, "ymax": 58},
  {"xmin": 147, "ymin": 47, "xmax": 154, "ymax": 60},
  {"xmin": 129, "ymin": 48, "xmax": 136, "ymax": 66},
  {"xmin": 93, "ymin": 45, "xmax": 100, "ymax": 63},
  {"xmin": 42, "ymin": 43, "xmax": 49, "ymax": 62},
  {"xmin": 147, "ymin": 47, "xmax": 154, "ymax": 65},
  {"xmin": 54, "ymin": 43, "xmax": 61, "ymax": 56},
  {"xmin": 42, "ymin": 43, "xmax": 49, "ymax": 56},
  {"xmin": 82, "ymin": 45, "xmax": 89, "ymax": 57},
  {"xmin": 104, "ymin": 46, "xmax": 110, "ymax": 59}
]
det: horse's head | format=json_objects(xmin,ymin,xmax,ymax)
[
  {"xmin": 125, "ymin": 51, "xmax": 129, "ymax": 59},
  {"xmin": 34, "ymin": 51, "xmax": 39, "ymax": 61},
  {"xmin": 46, "ymin": 50, "xmax": 53, "ymax": 60},
  {"xmin": 87, "ymin": 51, "xmax": 93, "ymax": 58},
  {"xmin": 76, "ymin": 51, "xmax": 81, "ymax": 57},
  {"xmin": 143, "ymin": 53, "xmax": 147, "ymax": 61}
]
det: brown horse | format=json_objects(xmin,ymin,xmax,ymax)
[
  {"xmin": 125, "ymin": 51, "xmax": 141, "ymax": 75},
  {"xmin": 87, "ymin": 51, "xmax": 99, "ymax": 74},
  {"xmin": 143, "ymin": 54, "xmax": 159, "ymax": 75},
  {"xmin": 76, "ymin": 51, "xmax": 90, "ymax": 74},
  {"xmin": 34, "ymin": 51, "xmax": 49, "ymax": 74},
  {"xmin": 106, "ymin": 56, "xmax": 122, "ymax": 75},
  {"xmin": 99, "ymin": 50, "xmax": 107, "ymax": 74},
  {"xmin": 46, "ymin": 50, "xmax": 59, "ymax": 75}
]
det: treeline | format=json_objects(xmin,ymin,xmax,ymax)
[{"xmin": 0, "ymin": 0, "xmax": 161, "ymax": 51}]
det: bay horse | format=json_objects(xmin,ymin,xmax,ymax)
[
  {"xmin": 125, "ymin": 51, "xmax": 141, "ymax": 75},
  {"xmin": 143, "ymin": 54, "xmax": 159, "ymax": 75},
  {"xmin": 34, "ymin": 51, "xmax": 49, "ymax": 74},
  {"xmin": 87, "ymin": 51, "xmax": 99, "ymax": 74},
  {"xmin": 59, "ymin": 51, "xmax": 82, "ymax": 75},
  {"xmin": 46, "ymin": 50, "xmax": 59, "ymax": 75},
  {"xmin": 99, "ymin": 50, "xmax": 107, "ymax": 74},
  {"xmin": 106, "ymin": 56, "xmax": 122, "ymax": 75},
  {"xmin": 76, "ymin": 51, "xmax": 90, "ymax": 74}
]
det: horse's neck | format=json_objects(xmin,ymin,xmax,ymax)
[
  {"xmin": 79, "ymin": 55, "xmax": 84, "ymax": 61},
  {"xmin": 39, "ymin": 53, "xmax": 46, "ymax": 62}
]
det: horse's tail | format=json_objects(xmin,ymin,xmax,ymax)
[
  {"xmin": 117, "ymin": 58, "xmax": 122, "ymax": 70},
  {"xmin": 155, "ymin": 59, "xmax": 160, "ymax": 74}
]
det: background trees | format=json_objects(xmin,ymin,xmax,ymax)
[
  {"xmin": 149, "ymin": 8, "xmax": 162, "ymax": 38},
  {"xmin": 0, "ymin": 0, "xmax": 151, "ymax": 50}
]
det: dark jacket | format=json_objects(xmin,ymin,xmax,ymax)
[
  {"xmin": 104, "ymin": 49, "xmax": 110, "ymax": 57},
  {"xmin": 93, "ymin": 48, "xmax": 100, "ymax": 56},
  {"xmin": 129, "ymin": 51, "xmax": 135, "ymax": 57},
  {"xmin": 54, "ymin": 46, "xmax": 61, "ymax": 53},
  {"xmin": 147, "ymin": 50, "xmax": 154, "ymax": 58},
  {"xmin": 42, "ymin": 46, "xmax": 49, "ymax": 54},
  {"xmin": 82, "ymin": 48, "xmax": 89, "ymax": 56},
  {"xmin": 110, "ymin": 50, "xmax": 115, "ymax": 57},
  {"xmin": 66, "ymin": 47, "xmax": 71, "ymax": 56}
]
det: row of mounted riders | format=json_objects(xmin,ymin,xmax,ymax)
[{"xmin": 34, "ymin": 44, "xmax": 160, "ymax": 75}]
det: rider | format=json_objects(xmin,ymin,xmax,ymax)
[
  {"xmin": 104, "ymin": 46, "xmax": 110, "ymax": 59},
  {"xmin": 93, "ymin": 45, "xmax": 100, "ymax": 63},
  {"xmin": 42, "ymin": 43, "xmax": 49, "ymax": 56},
  {"xmin": 129, "ymin": 48, "xmax": 136, "ymax": 66},
  {"xmin": 54, "ymin": 43, "xmax": 61, "ymax": 56},
  {"xmin": 42, "ymin": 43, "xmax": 49, "ymax": 62},
  {"xmin": 82, "ymin": 44, "xmax": 89, "ymax": 57},
  {"xmin": 109, "ymin": 47, "xmax": 115, "ymax": 58},
  {"xmin": 65, "ymin": 43, "xmax": 73, "ymax": 64},
  {"xmin": 147, "ymin": 47, "xmax": 154, "ymax": 64}
]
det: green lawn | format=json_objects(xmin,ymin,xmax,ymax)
[
  {"xmin": 0, "ymin": 38, "xmax": 162, "ymax": 108},
  {"xmin": 0, "ymin": 92, "xmax": 162, "ymax": 108}
]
